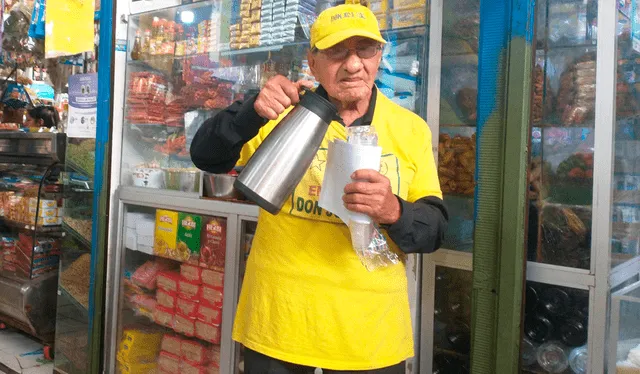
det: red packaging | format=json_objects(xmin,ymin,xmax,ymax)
[
  {"xmin": 181, "ymin": 263, "xmax": 203, "ymax": 283},
  {"xmin": 179, "ymin": 278, "xmax": 201, "ymax": 301},
  {"xmin": 195, "ymin": 321, "xmax": 221, "ymax": 344},
  {"xmin": 199, "ymin": 286, "xmax": 223, "ymax": 308},
  {"xmin": 201, "ymin": 269, "xmax": 224, "ymax": 289},
  {"xmin": 180, "ymin": 339, "xmax": 217, "ymax": 365},
  {"xmin": 160, "ymin": 334, "xmax": 182, "ymax": 357},
  {"xmin": 156, "ymin": 289, "xmax": 178, "ymax": 310},
  {"xmin": 158, "ymin": 351, "xmax": 180, "ymax": 372},
  {"xmin": 204, "ymin": 366, "xmax": 220, "ymax": 374},
  {"xmin": 132, "ymin": 261, "xmax": 173, "ymax": 290},
  {"xmin": 153, "ymin": 305, "xmax": 174, "ymax": 328},
  {"xmin": 180, "ymin": 360, "xmax": 206, "ymax": 374},
  {"xmin": 196, "ymin": 303, "xmax": 222, "ymax": 325},
  {"xmin": 174, "ymin": 313, "xmax": 196, "ymax": 337},
  {"xmin": 157, "ymin": 271, "xmax": 181, "ymax": 293},
  {"xmin": 199, "ymin": 217, "xmax": 226, "ymax": 270},
  {"xmin": 176, "ymin": 297, "xmax": 199, "ymax": 318}
]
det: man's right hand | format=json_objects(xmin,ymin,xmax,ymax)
[{"xmin": 254, "ymin": 75, "xmax": 315, "ymax": 120}]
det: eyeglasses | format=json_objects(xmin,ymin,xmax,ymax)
[{"xmin": 314, "ymin": 44, "xmax": 382, "ymax": 60}]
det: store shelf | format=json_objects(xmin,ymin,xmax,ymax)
[
  {"xmin": 65, "ymin": 160, "xmax": 94, "ymax": 180},
  {"xmin": 58, "ymin": 285, "xmax": 89, "ymax": 317},
  {"xmin": 62, "ymin": 222, "xmax": 91, "ymax": 249},
  {"xmin": 0, "ymin": 216, "xmax": 62, "ymax": 233}
]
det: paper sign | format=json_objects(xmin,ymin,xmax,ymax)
[
  {"xmin": 67, "ymin": 73, "xmax": 98, "ymax": 138},
  {"xmin": 318, "ymin": 140, "xmax": 382, "ymax": 225},
  {"xmin": 45, "ymin": 0, "xmax": 95, "ymax": 58}
]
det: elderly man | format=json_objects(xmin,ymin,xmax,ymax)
[{"xmin": 191, "ymin": 3, "xmax": 447, "ymax": 373}]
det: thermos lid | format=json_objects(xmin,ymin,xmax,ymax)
[{"xmin": 299, "ymin": 88, "xmax": 338, "ymax": 124}]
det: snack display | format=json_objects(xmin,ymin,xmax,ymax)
[
  {"xmin": 126, "ymin": 71, "xmax": 168, "ymax": 125},
  {"xmin": 196, "ymin": 303, "xmax": 222, "ymax": 325},
  {"xmin": 157, "ymin": 289, "xmax": 178, "ymax": 309},
  {"xmin": 155, "ymin": 209, "xmax": 180, "ymax": 260},
  {"xmin": 160, "ymin": 334, "xmax": 182, "ymax": 357},
  {"xmin": 177, "ymin": 213, "xmax": 202, "ymax": 263},
  {"xmin": 132, "ymin": 260, "xmax": 174, "ymax": 290},
  {"xmin": 199, "ymin": 286, "xmax": 223, "ymax": 308},
  {"xmin": 181, "ymin": 340, "xmax": 219, "ymax": 365},
  {"xmin": 201, "ymin": 268, "xmax": 223, "ymax": 288},
  {"xmin": 0, "ymin": 193, "xmax": 62, "ymax": 226},
  {"xmin": 60, "ymin": 253, "xmax": 92, "ymax": 308},
  {"xmin": 555, "ymin": 152, "xmax": 594, "ymax": 181},
  {"xmin": 174, "ymin": 313, "xmax": 196, "ymax": 337},
  {"xmin": 117, "ymin": 328, "xmax": 163, "ymax": 364},
  {"xmin": 195, "ymin": 320, "xmax": 221, "ymax": 344},
  {"xmin": 181, "ymin": 263, "xmax": 203, "ymax": 283},
  {"xmin": 179, "ymin": 278, "xmax": 201, "ymax": 301},
  {"xmin": 538, "ymin": 203, "xmax": 591, "ymax": 270},
  {"xmin": 438, "ymin": 132, "xmax": 476, "ymax": 196},
  {"xmin": 158, "ymin": 351, "xmax": 181, "ymax": 372},
  {"xmin": 177, "ymin": 296, "xmax": 199, "ymax": 318},
  {"xmin": 157, "ymin": 271, "xmax": 181, "ymax": 293},
  {"xmin": 153, "ymin": 305, "xmax": 175, "ymax": 328}
]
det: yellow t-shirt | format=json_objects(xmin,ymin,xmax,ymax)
[{"xmin": 231, "ymin": 91, "xmax": 442, "ymax": 370}]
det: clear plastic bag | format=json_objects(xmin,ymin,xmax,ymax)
[{"xmin": 347, "ymin": 126, "xmax": 399, "ymax": 271}]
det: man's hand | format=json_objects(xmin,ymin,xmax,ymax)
[
  {"xmin": 343, "ymin": 169, "xmax": 401, "ymax": 225},
  {"xmin": 254, "ymin": 75, "xmax": 315, "ymax": 120}
]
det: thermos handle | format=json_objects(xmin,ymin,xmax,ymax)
[{"xmin": 299, "ymin": 86, "xmax": 342, "ymax": 122}]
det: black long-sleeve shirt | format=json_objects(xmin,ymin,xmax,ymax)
[{"xmin": 190, "ymin": 87, "xmax": 448, "ymax": 254}]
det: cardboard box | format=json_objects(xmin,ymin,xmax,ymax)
[
  {"xmin": 178, "ymin": 213, "xmax": 202, "ymax": 262},
  {"xmin": 155, "ymin": 210, "xmax": 179, "ymax": 259}
]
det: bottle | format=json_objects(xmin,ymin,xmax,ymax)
[
  {"xmin": 142, "ymin": 29, "xmax": 151, "ymax": 57},
  {"xmin": 568, "ymin": 345, "xmax": 588, "ymax": 374},
  {"xmin": 525, "ymin": 284, "xmax": 539, "ymax": 316},
  {"xmin": 540, "ymin": 287, "xmax": 571, "ymax": 317},
  {"xmin": 446, "ymin": 320, "xmax": 471, "ymax": 354},
  {"xmin": 537, "ymin": 341, "xmax": 569, "ymax": 373},
  {"xmin": 559, "ymin": 314, "xmax": 588, "ymax": 347},
  {"xmin": 448, "ymin": 290, "xmax": 471, "ymax": 319},
  {"xmin": 521, "ymin": 338, "xmax": 538, "ymax": 367},
  {"xmin": 131, "ymin": 29, "xmax": 142, "ymax": 60},
  {"xmin": 524, "ymin": 313, "xmax": 554, "ymax": 344}
]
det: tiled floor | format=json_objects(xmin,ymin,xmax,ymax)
[{"xmin": 0, "ymin": 329, "xmax": 52, "ymax": 374}]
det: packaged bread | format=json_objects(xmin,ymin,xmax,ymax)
[
  {"xmin": 160, "ymin": 334, "xmax": 182, "ymax": 357},
  {"xmin": 157, "ymin": 271, "xmax": 181, "ymax": 293},
  {"xmin": 196, "ymin": 303, "xmax": 222, "ymax": 325},
  {"xmin": 181, "ymin": 361, "xmax": 206, "ymax": 374},
  {"xmin": 181, "ymin": 339, "xmax": 217, "ymax": 365},
  {"xmin": 201, "ymin": 269, "xmax": 224, "ymax": 288},
  {"xmin": 177, "ymin": 296, "xmax": 199, "ymax": 318},
  {"xmin": 181, "ymin": 263, "xmax": 203, "ymax": 284},
  {"xmin": 153, "ymin": 305, "xmax": 175, "ymax": 328},
  {"xmin": 179, "ymin": 278, "xmax": 201, "ymax": 301},
  {"xmin": 195, "ymin": 321, "xmax": 221, "ymax": 344},
  {"xmin": 158, "ymin": 351, "xmax": 180, "ymax": 373},
  {"xmin": 199, "ymin": 285, "xmax": 223, "ymax": 308},
  {"xmin": 174, "ymin": 313, "xmax": 196, "ymax": 337},
  {"xmin": 157, "ymin": 289, "xmax": 178, "ymax": 310}
]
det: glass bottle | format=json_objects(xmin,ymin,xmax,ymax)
[
  {"xmin": 524, "ymin": 313, "xmax": 554, "ymax": 344},
  {"xmin": 446, "ymin": 320, "xmax": 471, "ymax": 354},
  {"xmin": 568, "ymin": 345, "xmax": 588, "ymax": 374},
  {"xmin": 560, "ymin": 314, "xmax": 588, "ymax": 347},
  {"xmin": 521, "ymin": 338, "xmax": 538, "ymax": 367},
  {"xmin": 540, "ymin": 287, "xmax": 571, "ymax": 317},
  {"xmin": 142, "ymin": 29, "xmax": 151, "ymax": 57},
  {"xmin": 131, "ymin": 29, "xmax": 142, "ymax": 60},
  {"xmin": 525, "ymin": 284, "xmax": 539, "ymax": 315},
  {"xmin": 536, "ymin": 341, "xmax": 569, "ymax": 373}
]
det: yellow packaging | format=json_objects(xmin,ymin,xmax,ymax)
[
  {"xmin": 154, "ymin": 210, "xmax": 179, "ymax": 259},
  {"xmin": 27, "ymin": 206, "xmax": 58, "ymax": 217},
  {"xmin": 391, "ymin": 6, "xmax": 426, "ymax": 28},
  {"xmin": 250, "ymin": 11, "xmax": 261, "ymax": 23},
  {"xmin": 393, "ymin": 0, "xmax": 425, "ymax": 10},
  {"xmin": 230, "ymin": 23, "xmax": 241, "ymax": 32},
  {"xmin": 241, "ymin": 3, "xmax": 251, "ymax": 11},
  {"xmin": 28, "ymin": 198, "xmax": 57, "ymax": 209},
  {"xmin": 252, "ymin": 0, "xmax": 263, "ymax": 10},
  {"xmin": 240, "ymin": 9, "xmax": 251, "ymax": 18},
  {"xmin": 368, "ymin": 0, "xmax": 388, "ymax": 13},
  {"xmin": 45, "ymin": 0, "xmax": 94, "ymax": 58},
  {"xmin": 251, "ymin": 22, "xmax": 261, "ymax": 34},
  {"xmin": 117, "ymin": 329, "xmax": 162, "ymax": 363},
  {"xmin": 39, "ymin": 216, "xmax": 62, "ymax": 226},
  {"xmin": 118, "ymin": 361, "xmax": 157, "ymax": 374},
  {"xmin": 250, "ymin": 35, "xmax": 261, "ymax": 46}
]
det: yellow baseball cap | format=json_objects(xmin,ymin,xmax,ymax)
[{"xmin": 310, "ymin": 4, "xmax": 386, "ymax": 50}]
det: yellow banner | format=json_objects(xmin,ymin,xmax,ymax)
[{"xmin": 45, "ymin": 0, "xmax": 94, "ymax": 58}]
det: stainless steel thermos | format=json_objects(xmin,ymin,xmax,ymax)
[{"xmin": 234, "ymin": 89, "xmax": 337, "ymax": 214}]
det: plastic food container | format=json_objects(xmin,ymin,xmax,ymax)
[{"xmin": 132, "ymin": 168, "xmax": 164, "ymax": 189}]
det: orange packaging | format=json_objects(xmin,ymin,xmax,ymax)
[
  {"xmin": 199, "ymin": 285, "xmax": 223, "ymax": 308},
  {"xmin": 160, "ymin": 334, "xmax": 182, "ymax": 357},
  {"xmin": 199, "ymin": 217, "xmax": 226, "ymax": 271},
  {"xmin": 158, "ymin": 351, "xmax": 180, "ymax": 372},
  {"xmin": 196, "ymin": 303, "xmax": 222, "ymax": 325},
  {"xmin": 157, "ymin": 271, "xmax": 181, "ymax": 293},
  {"xmin": 176, "ymin": 297, "xmax": 199, "ymax": 318},
  {"xmin": 153, "ymin": 305, "xmax": 174, "ymax": 329},
  {"xmin": 181, "ymin": 339, "xmax": 216, "ymax": 365},
  {"xmin": 195, "ymin": 321, "xmax": 221, "ymax": 344},
  {"xmin": 201, "ymin": 269, "xmax": 223, "ymax": 289},
  {"xmin": 156, "ymin": 289, "xmax": 178, "ymax": 310},
  {"xmin": 174, "ymin": 313, "xmax": 196, "ymax": 337},
  {"xmin": 204, "ymin": 366, "xmax": 220, "ymax": 374},
  {"xmin": 181, "ymin": 263, "xmax": 203, "ymax": 284},
  {"xmin": 179, "ymin": 278, "xmax": 201, "ymax": 301}
]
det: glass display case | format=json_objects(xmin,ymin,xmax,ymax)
[{"xmin": 107, "ymin": 0, "xmax": 432, "ymax": 372}]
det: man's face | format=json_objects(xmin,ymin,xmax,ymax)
[{"xmin": 308, "ymin": 36, "xmax": 382, "ymax": 104}]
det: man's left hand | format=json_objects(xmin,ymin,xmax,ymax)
[{"xmin": 343, "ymin": 169, "xmax": 401, "ymax": 225}]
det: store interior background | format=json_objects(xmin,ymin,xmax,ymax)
[{"xmin": 0, "ymin": 0, "xmax": 637, "ymax": 373}]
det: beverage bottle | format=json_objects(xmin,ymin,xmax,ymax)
[
  {"xmin": 142, "ymin": 29, "xmax": 151, "ymax": 57},
  {"xmin": 568, "ymin": 345, "xmax": 588, "ymax": 374},
  {"xmin": 560, "ymin": 313, "xmax": 588, "ymax": 347},
  {"xmin": 521, "ymin": 337, "xmax": 538, "ymax": 367},
  {"xmin": 540, "ymin": 287, "xmax": 571, "ymax": 317},
  {"xmin": 448, "ymin": 290, "xmax": 471, "ymax": 319},
  {"xmin": 446, "ymin": 320, "xmax": 471, "ymax": 354},
  {"xmin": 131, "ymin": 30, "xmax": 142, "ymax": 60},
  {"xmin": 524, "ymin": 313, "xmax": 554, "ymax": 344},
  {"xmin": 525, "ymin": 284, "xmax": 539, "ymax": 315},
  {"xmin": 537, "ymin": 341, "xmax": 569, "ymax": 373}
]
